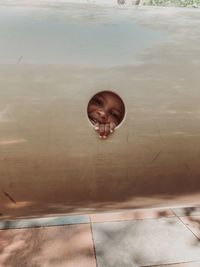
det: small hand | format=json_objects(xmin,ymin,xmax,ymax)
[{"xmin": 94, "ymin": 122, "xmax": 116, "ymax": 139}]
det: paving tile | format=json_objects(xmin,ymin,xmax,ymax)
[
  {"xmin": 179, "ymin": 216, "xmax": 200, "ymax": 240},
  {"xmin": 92, "ymin": 217, "xmax": 200, "ymax": 267},
  {"xmin": 150, "ymin": 262, "xmax": 200, "ymax": 267},
  {"xmin": 0, "ymin": 215, "xmax": 90, "ymax": 230},
  {"xmin": 0, "ymin": 224, "xmax": 96, "ymax": 267},
  {"xmin": 91, "ymin": 209, "xmax": 174, "ymax": 223},
  {"xmin": 172, "ymin": 207, "xmax": 200, "ymax": 217}
]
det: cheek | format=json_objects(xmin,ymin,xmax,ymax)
[
  {"xmin": 108, "ymin": 115, "xmax": 121, "ymax": 125},
  {"xmin": 108, "ymin": 115, "xmax": 116, "ymax": 124},
  {"xmin": 88, "ymin": 104, "xmax": 101, "ymax": 114}
]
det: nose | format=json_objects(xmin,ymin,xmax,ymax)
[{"xmin": 97, "ymin": 110, "xmax": 108, "ymax": 122}]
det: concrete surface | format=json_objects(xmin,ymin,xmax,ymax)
[
  {"xmin": 1, "ymin": 206, "xmax": 200, "ymax": 267},
  {"xmin": 0, "ymin": 224, "xmax": 96, "ymax": 267},
  {"xmin": 152, "ymin": 263, "xmax": 200, "ymax": 267},
  {"xmin": 172, "ymin": 207, "xmax": 200, "ymax": 217},
  {"xmin": 0, "ymin": 214, "xmax": 89, "ymax": 230},
  {"xmin": 93, "ymin": 218, "xmax": 200, "ymax": 267},
  {"xmin": 179, "ymin": 216, "xmax": 200, "ymax": 240},
  {"xmin": 0, "ymin": 3, "xmax": 200, "ymax": 219}
]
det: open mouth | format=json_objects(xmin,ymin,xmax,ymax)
[{"xmin": 89, "ymin": 116, "xmax": 98, "ymax": 125}]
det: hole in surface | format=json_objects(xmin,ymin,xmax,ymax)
[{"xmin": 87, "ymin": 91, "xmax": 125, "ymax": 128}]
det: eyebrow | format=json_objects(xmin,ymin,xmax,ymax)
[
  {"xmin": 96, "ymin": 95, "xmax": 105, "ymax": 101},
  {"xmin": 112, "ymin": 108, "xmax": 121, "ymax": 115},
  {"xmin": 96, "ymin": 94, "xmax": 123, "ymax": 114}
]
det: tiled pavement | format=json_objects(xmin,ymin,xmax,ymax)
[{"xmin": 1, "ymin": 207, "xmax": 200, "ymax": 267}]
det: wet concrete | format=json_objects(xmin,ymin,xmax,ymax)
[{"xmin": 0, "ymin": 4, "xmax": 200, "ymax": 219}]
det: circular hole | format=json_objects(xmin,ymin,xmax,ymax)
[{"xmin": 87, "ymin": 91, "xmax": 126, "ymax": 129}]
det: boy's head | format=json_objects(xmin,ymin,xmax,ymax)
[{"xmin": 87, "ymin": 91, "xmax": 125, "ymax": 132}]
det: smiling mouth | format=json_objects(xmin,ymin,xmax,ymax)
[{"xmin": 89, "ymin": 116, "xmax": 99, "ymax": 125}]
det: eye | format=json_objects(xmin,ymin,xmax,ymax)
[
  {"xmin": 93, "ymin": 97, "xmax": 103, "ymax": 106},
  {"xmin": 110, "ymin": 111, "xmax": 120, "ymax": 120}
]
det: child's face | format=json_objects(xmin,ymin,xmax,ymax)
[{"xmin": 87, "ymin": 91, "xmax": 125, "ymax": 139}]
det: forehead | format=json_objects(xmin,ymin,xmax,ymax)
[{"xmin": 96, "ymin": 92, "xmax": 123, "ymax": 108}]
